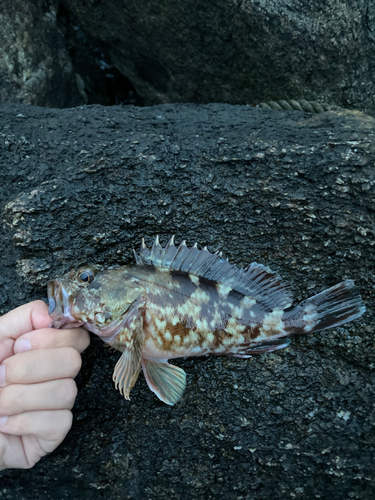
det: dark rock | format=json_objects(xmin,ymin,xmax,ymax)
[
  {"xmin": 0, "ymin": 103, "xmax": 374, "ymax": 499},
  {"xmin": 56, "ymin": 3, "xmax": 143, "ymax": 106},
  {"xmin": 0, "ymin": 0, "xmax": 84, "ymax": 108},
  {"xmin": 60, "ymin": 0, "xmax": 375, "ymax": 113},
  {"xmin": 2, "ymin": 1, "xmax": 375, "ymax": 113}
]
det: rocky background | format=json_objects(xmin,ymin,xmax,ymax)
[
  {"xmin": 0, "ymin": 103, "xmax": 374, "ymax": 499},
  {"xmin": 0, "ymin": 0, "xmax": 375, "ymax": 498},
  {"xmin": 1, "ymin": 0, "xmax": 375, "ymax": 113}
]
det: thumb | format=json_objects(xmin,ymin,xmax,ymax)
[{"xmin": 0, "ymin": 301, "xmax": 51, "ymax": 362}]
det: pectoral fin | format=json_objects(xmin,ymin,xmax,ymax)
[
  {"xmin": 142, "ymin": 358, "xmax": 187, "ymax": 405},
  {"xmin": 113, "ymin": 347, "xmax": 142, "ymax": 400},
  {"xmin": 112, "ymin": 299, "xmax": 145, "ymax": 400}
]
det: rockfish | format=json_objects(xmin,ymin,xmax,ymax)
[{"xmin": 47, "ymin": 236, "xmax": 366, "ymax": 405}]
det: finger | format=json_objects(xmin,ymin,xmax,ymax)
[
  {"xmin": 0, "ymin": 300, "xmax": 51, "ymax": 362},
  {"xmin": 0, "ymin": 379, "xmax": 78, "ymax": 415},
  {"xmin": 0, "ymin": 347, "xmax": 82, "ymax": 387},
  {"xmin": 14, "ymin": 328, "xmax": 90, "ymax": 355},
  {"xmin": 0, "ymin": 301, "xmax": 50, "ymax": 341},
  {"xmin": 0, "ymin": 434, "xmax": 29, "ymax": 470},
  {"xmin": 0, "ymin": 410, "xmax": 73, "ymax": 451},
  {"xmin": 0, "ymin": 338, "xmax": 14, "ymax": 365}
]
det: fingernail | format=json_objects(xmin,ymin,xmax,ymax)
[
  {"xmin": 14, "ymin": 338, "xmax": 31, "ymax": 354},
  {"xmin": 0, "ymin": 416, "xmax": 7, "ymax": 426},
  {"xmin": 0, "ymin": 365, "xmax": 5, "ymax": 387}
]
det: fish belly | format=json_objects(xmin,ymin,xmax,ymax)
[{"xmin": 142, "ymin": 317, "xmax": 251, "ymax": 360}]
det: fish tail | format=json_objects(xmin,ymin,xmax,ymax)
[{"xmin": 295, "ymin": 280, "xmax": 366, "ymax": 333}]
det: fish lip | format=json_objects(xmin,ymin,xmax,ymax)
[
  {"xmin": 47, "ymin": 280, "xmax": 63, "ymax": 323},
  {"xmin": 47, "ymin": 279, "xmax": 83, "ymax": 329}
]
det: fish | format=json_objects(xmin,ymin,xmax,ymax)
[{"xmin": 47, "ymin": 236, "xmax": 366, "ymax": 405}]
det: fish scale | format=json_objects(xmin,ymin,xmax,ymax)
[{"xmin": 47, "ymin": 236, "xmax": 366, "ymax": 405}]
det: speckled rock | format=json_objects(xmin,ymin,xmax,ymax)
[
  {"xmin": 0, "ymin": 0, "xmax": 84, "ymax": 107},
  {"xmin": 0, "ymin": 103, "xmax": 374, "ymax": 499}
]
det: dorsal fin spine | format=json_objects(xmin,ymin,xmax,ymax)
[
  {"xmin": 169, "ymin": 235, "xmax": 175, "ymax": 246},
  {"xmin": 169, "ymin": 240, "xmax": 188, "ymax": 269},
  {"xmin": 133, "ymin": 249, "xmax": 142, "ymax": 264},
  {"xmin": 151, "ymin": 235, "xmax": 160, "ymax": 260},
  {"xmin": 161, "ymin": 235, "xmax": 176, "ymax": 267},
  {"xmin": 185, "ymin": 249, "xmax": 200, "ymax": 273},
  {"xmin": 151, "ymin": 235, "xmax": 164, "ymax": 265}
]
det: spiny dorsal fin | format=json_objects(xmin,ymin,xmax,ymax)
[{"xmin": 134, "ymin": 236, "xmax": 294, "ymax": 310}]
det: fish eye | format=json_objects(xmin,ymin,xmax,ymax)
[{"xmin": 77, "ymin": 267, "xmax": 96, "ymax": 285}]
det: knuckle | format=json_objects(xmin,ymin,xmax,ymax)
[
  {"xmin": 33, "ymin": 299, "xmax": 48, "ymax": 309},
  {"xmin": 65, "ymin": 347, "xmax": 82, "ymax": 375},
  {"xmin": 59, "ymin": 410, "xmax": 73, "ymax": 437},
  {"xmin": 68, "ymin": 328, "xmax": 90, "ymax": 353},
  {"xmin": 62, "ymin": 379, "xmax": 78, "ymax": 408},
  {"xmin": 44, "ymin": 410, "xmax": 73, "ymax": 442},
  {"xmin": 80, "ymin": 330, "xmax": 91, "ymax": 350},
  {"xmin": 21, "ymin": 462, "xmax": 36, "ymax": 470}
]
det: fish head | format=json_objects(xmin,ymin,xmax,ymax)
[{"xmin": 47, "ymin": 265, "xmax": 144, "ymax": 340}]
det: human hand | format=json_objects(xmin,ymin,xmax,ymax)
[{"xmin": 0, "ymin": 300, "xmax": 90, "ymax": 470}]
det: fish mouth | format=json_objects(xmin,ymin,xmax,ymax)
[{"xmin": 47, "ymin": 280, "xmax": 83, "ymax": 329}]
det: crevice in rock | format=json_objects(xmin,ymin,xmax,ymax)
[{"xmin": 56, "ymin": 3, "xmax": 142, "ymax": 106}]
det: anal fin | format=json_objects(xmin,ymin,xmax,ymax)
[{"xmin": 142, "ymin": 358, "xmax": 187, "ymax": 405}]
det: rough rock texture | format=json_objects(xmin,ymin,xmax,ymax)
[
  {"xmin": 0, "ymin": 0, "xmax": 84, "ymax": 108},
  {"xmin": 2, "ymin": 1, "xmax": 375, "ymax": 112},
  {"xmin": 60, "ymin": 0, "xmax": 375, "ymax": 113},
  {"xmin": 0, "ymin": 103, "xmax": 374, "ymax": 499}
]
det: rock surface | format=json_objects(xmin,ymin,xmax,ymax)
[
  {"xmin": 61, "ymin": 0, "xmax": 375, "ymax": 113},
  {"xmin": 1, "ymin": 1, "xmax": 375, "ymax": 112},
  {"xmin": 0, "ymin": 1, "xmax": 84, "ymax": 108},
  {"xmin": 0, "ymin": 103, "xmax": 374, "ymax": 499}
]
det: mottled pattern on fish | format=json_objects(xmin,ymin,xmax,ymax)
[
  {"xmin": 111, "ymin": 265, "xmax": 283, "ymax": 359},
  {"xmin": 47, "ymin": 236, "xmax": 366, "ymax": 405}
]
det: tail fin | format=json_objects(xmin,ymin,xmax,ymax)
[{"xmin": 300, "ymin": 280, "xmax": 366, "ymax": 333}]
